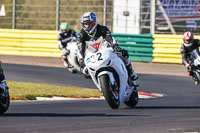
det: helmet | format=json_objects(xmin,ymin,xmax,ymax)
[
  {"xmin": 81, "ymin": 12, "xmax": 97, "ymax": 35},
  {"xmin": 183, "ymin": 32, "xmax": 194, "ymax": 47},
  {"xmin": 59, "ymin": 22, "xmax": 70, "ymax": 33}
]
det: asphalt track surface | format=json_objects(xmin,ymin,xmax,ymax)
[{"xmin": 1, "ymin": 63, "xmax": 200, "ymax": 133}]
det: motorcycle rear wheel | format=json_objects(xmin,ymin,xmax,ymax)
[
  {"xmin": 68, "ymin": 68, "xmax": 78, "ymax": 73},
  {"xmin": 124, "ymin": 87, "xmax": 139, "ymax": 108},
  {"xmin": 99, "ymin": 74, "xmax": 120, "ymax": 109}
]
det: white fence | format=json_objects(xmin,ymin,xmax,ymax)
[
  {"xmin": 1, "ymin": 0, "xmax": 200, "ymax": 34},
  {"xmin": 0, "ymin": 0, "xmax": 113, "ymax": 32}
]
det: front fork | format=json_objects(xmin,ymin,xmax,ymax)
[
  {"xmin": 97, "ymin": 71, "xmax": 117, "ymax": 93},
  {"xmin": 194, "ymin": 70, "xmax": 200, "ymax": 81}
]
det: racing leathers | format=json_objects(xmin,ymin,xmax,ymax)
[
  {"xmin": 77, "ymin": 24, "xmax": 138, "ymax": 81},
  {"xmin": 57, "ymin": 29, "xmax": 76, "ymax": 67},
  {"xmin": 180, "ymin": 39, "xmax": 200, "ymax": 76}
]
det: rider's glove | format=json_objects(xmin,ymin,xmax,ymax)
[
  {"xmin": 113, "ymin": 46, "xmax": 129, "ymax": 58},
  {"xmin": 112, "ymin": 45, "xmax": 122, "ymax": 52}
]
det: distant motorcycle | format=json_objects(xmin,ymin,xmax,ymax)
[
  {"xmin": 62, "ymin": 38, "xmax": 81, "ymax": 73},
  {"xmin": 0, "ymin": 63, "xmax": 10, "ymax": 114},
  {"xmin": 189, "ymin": 48, "xmax": 200, "ymax": 85},
  {"xmin": 83, "ymin": 37, "xmax": 138, "ymax": 109}
]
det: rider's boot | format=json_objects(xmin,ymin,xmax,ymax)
[
  {"xmin": 62, "ymin": 56, "xmax": 71, "ymax": 68},
  {"xmin": 126, "ymin": 62, "xmax": 138, "ymax": 81}
]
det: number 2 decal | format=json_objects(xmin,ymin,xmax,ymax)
[{"xmin": 97, "ymin": 53, "xmax": 103, "ymax": 61}]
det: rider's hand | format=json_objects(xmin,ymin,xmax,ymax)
[{"xmin": 112, "ymin": 46, "xmax": 122, "ymax": 52}]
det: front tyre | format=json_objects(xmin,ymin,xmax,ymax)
[
  {"xmin": 99, "ymin": 75, "xmax": 120, "ymax": 109},
  {"xmin": 124, "ymin": 87, "xmax": 139, "ymax": 108}
]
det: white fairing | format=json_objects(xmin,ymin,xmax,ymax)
[
  {"xmin": 194, "ymin": 57, "xmax": 200, "ymax": 67},
  {"xmin": 192, "ymin": 49, "xmax": 200, "ymax": 66},
  {"xmin": 84, "ymin": 38, "xmax": 134, "ymax": 103},
  {"xmin": 191, "ymin": 49, "xmax": 200, "ymax": 80},
  {"xmin": 66, "ymin": 39, "xmax": 81, "ymax": 71}
]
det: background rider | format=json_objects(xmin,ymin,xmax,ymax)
[{"xmin": 57, "ymin": 22, "xmax": 77, "ymax": 68}]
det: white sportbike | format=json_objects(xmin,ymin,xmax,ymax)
[
  {"xmin": 84, "ymin": 37, "xmax": 139, "ymax": 109},
  {"xmin": 62, "ymin": 38, "xmax": 81, "ymax": 73}
]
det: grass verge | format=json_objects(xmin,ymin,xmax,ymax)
[{"xmin": 7, "ymin": 81, "xmax": 102, "ymax": 100}]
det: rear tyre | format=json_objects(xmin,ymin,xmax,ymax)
[
  {"xmin": 99, "ymin": 75, "xmax": 120, "ymax": 109},
  {"xmin": 68, "ymin": 68, "xmax": 77, "ymax": 73},
  {"xmin": 124, "ymin": 87, "xmax": 139, "ymax": 108}
]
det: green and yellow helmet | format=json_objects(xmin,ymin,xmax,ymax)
[{"xmin": 59, "ymin": 22, "xmax": 70, "ymax": 31}]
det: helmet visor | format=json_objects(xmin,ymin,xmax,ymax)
[
  {"xmin": 185, "ymin": 39, "xmax": 193, "ymax": 44},
  {"xmin": 82, "ymin": 21, "xmax": 96, "ymax": 32},
  {"xmin": 61, "ymin": 30, "xmax": 68, "ymax": 33}
]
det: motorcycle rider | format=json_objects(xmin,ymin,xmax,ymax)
[
  {"xmin": 180, "ymin": 31, "xmax": 200, "ymax": 83},
  {"xmin": 77, "ymin": 12, "xmax": 138, "ymax": 81},
  {"xmin": 57, "ymin": 22, "xmax": 77, "ymax": 68}
]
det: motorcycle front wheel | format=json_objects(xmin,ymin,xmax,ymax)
[
  {"xmin": 99, "ymin": 74, "xmax": 120, "ymax": 109},
  {"xmin": 0, "ymin": 88, "xmax": 10, "ymax": 114}
]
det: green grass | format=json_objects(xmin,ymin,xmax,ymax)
[{"xmin": 7, "ymin": 81, "xmax": 102, "ymax": 100}]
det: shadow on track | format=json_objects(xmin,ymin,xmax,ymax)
[
  {"xmin": 130, "ymin": 106, "xmax": 200, "ymax": 109},
  {"xmin": 1, "ymin": 113, "xmax": 150, "ymax": 117}
]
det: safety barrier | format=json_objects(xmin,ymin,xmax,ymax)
[
  {"xmin": 0, "ymin": 29, "xmax": 60, "ymax": 57},
  {"xmin": 112, "ymin": 34, "xmax": 154, "ymax": 62},
  {"xmin": 2, "ymin": 29, "xmax": 200, "ymax": 64},
  {"xmin": 153, "ymin": 34, "xmax": 183, "ymax": 64},
  {"xmin": 153, "ymin": 34, "xmax": 200, "ymax": 64}
]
